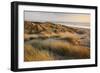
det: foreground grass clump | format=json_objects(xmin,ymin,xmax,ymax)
[
  {"xmin": 24, "ymin": 44, "xmax": 54, "ymax": 61},
  {"xmin": 47, "ymin": 42, "xmax": 90, "ymax": 59},
  {"xmin": 31, "ymin": 40, "xmax": 90, "ymax": 59}
]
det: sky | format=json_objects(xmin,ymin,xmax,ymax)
[
  {"xmin": 24, "ymin": 11, "xmax": 90, "ymax": 28},
  {"xmin": 24, "ymin": 11, "xmax": 90, "ymax": 23}
]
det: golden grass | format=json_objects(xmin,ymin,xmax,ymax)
[
  {"xmin": 43, "ymin": 41, "xmax": 90, "ymax": 59},
  {"xmin": 60, "ymin": 36, "xmax": 80, "ymax": 45},
  {"xmin": 24, "ymin": 44, "xmax": 54, "ymax": 61},
  {"xmin": 24, "ymin": 33, "xmax": 90, "ymax": 61}
]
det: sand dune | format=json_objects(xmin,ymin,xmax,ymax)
[{"xmin": 24, "ymin": 21, "xmax": 90, "ymax": 61}]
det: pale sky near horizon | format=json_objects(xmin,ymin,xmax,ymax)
[{"xmin": 24, "ymin": 11, "xmax": 90, "ymax": 24}]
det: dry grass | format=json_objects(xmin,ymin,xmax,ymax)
[
  {"xmin": 60, "ymin": 37, "xmax": 80, "ymax": 45},
  {"xmin": 24, "ymin": 32, "xmax": 90, "ymax": 61},
  {"xmin": 30, "ymin": 40, "xmax": 90, "ymax": 60},
  {"xmin": 24, "ymin": 44, "xmax": 55, "ymax": 61},
  {"xmin": 41, "ymin": 41, "xmax": 90, "ymax": 59}
]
